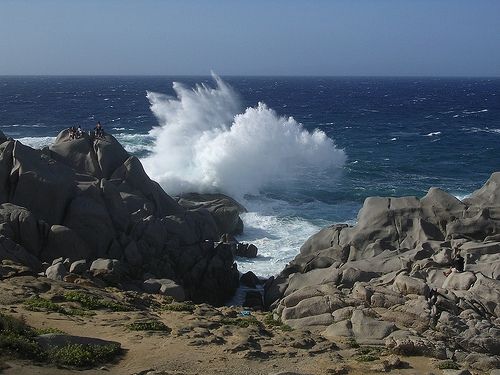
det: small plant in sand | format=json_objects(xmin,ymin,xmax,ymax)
[
  {"xmin": 263, "ymin": 313, "xmax": 292, "ymax": 331},
  {"xmin": 436, "ymin": 360, "xmax": 460, "ymax": 370},
  {"xmin": 162, "ymin": 301, "xmax": 195, "ymax": 312},
  {"xmin": 356, "ymin": 346, "xmax": 383, "ymax": 355},
  {"xmin": 220, "ymin": 316, "xmax": 261, "ymax": 328},
  {"xmin": 128, "ymin": 320, "xmax": 170, "ymax": 332},
  {"xmin": 63, "ymin": 291, "xmax": 130, "ymax": 311},
  {"xmin": 346, "ymin": 337, "xmax": 360, "ymax": 348}
]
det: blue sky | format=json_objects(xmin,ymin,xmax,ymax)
[{"xmin": 1, "ymin": 0, "xmax": 499, "ymax": 76}]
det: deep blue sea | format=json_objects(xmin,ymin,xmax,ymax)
[{"xmin": 1, "ymin": 76, "xmax": 499, "ymax": 276}]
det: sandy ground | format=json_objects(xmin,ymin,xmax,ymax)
[{"xmin": 0, "ymin": 276, "xmax": 470, "ymax": 375}]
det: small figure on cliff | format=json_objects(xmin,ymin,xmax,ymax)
[
  {"xmin": 69, "ymin": 126, "xmax": 77, "ymax": 140},
  {"xmin": 443, "ymin": 247, "xmax": 465, "ymax": 277},
  {"xmin": 76, "ymin": 125, "xmax": 83, "ymax": 138},
  {"xmin": 94, "ymin": 121, "xmax": 104, "ymax": 139}
]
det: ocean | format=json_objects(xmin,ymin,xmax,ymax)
[{"xmin": 1, "ymin": 75, "xmax": 499, "ymax": 277}]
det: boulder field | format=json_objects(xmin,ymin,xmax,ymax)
[
  {"xmin": 0, "ymin": 129, "xmax": 244, "ymax": 305},
  {"xmin": 265, "ymin": 171, "xmax": 500, "ymax": 369}
]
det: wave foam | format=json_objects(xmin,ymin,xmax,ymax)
[
  {"xmin": 17, "ymin": 136, "xmax": 55, "ymax": 149},
  {"xmin": 142, "ymin": 74, "xmax": 346, "ymax": 198}
]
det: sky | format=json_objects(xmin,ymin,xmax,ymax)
[{"xmin": 0, "ymin": 0, "xmax": 499, "ymax": 76}]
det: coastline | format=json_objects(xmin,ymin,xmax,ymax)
[{"xmin": 0, "ymin": 131, "xmax": 499, "ymax": 374}]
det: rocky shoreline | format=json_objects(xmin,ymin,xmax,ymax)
[{"xmin": 1, "ymin": 130, "xmax": 499, "ymax": 374}]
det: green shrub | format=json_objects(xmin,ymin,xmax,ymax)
[
  {"xmin": 263, "ymin": 313, "xmax": 292, "ymax": 331},
  {"xmin": 0, "ymin": 313, "xmax": 45, "ymax": 361},
  {"xmin": 346, "ymin": 337, "xmax": 360, "ymax": 348},
  {"xmin": 128, "ymin": 320, "xmax": 170, "ymax": 332},
  {"xmin": 34, "ymin": 327, "xmax": 65, "ymax": 335},
  {"xmin": 0, "ymin": 312, "xmax": 121, "ymax": 368},
  {"xmin": 162, "ymin": 302, "xmax": 194, "ymax": 312},
  {"xmin": 436, "ymin": 360, "xmax": 460, "ymax": 370},
  {"xmin": 47, "ymin": 343, "xmax": 121, "ymax": 367},
  {"xmin": 63, "ymin": 291, "xmax": 130, "ymax": 312},
  {"xmin": 23, "ymin": 297, "xmax": 66, "ymax": 314},
  {"xmin": 219, "ymin": 317, "xmax": 261, "ymax": 328},
  {"xmin": 356, "ymin": 346, "xmax": 383, "ymax": 355}
]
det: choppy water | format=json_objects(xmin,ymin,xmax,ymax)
[{"xmin": 1, "ymin": 76, "xmax": 499, "ymax": 276}]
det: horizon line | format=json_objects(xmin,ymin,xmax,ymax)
[{"xmin": 1, "ymin": 74, "xmax": 499, "ymax": 79}]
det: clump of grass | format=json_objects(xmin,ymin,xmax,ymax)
[
  {"xmin": 162, "ymin": 302, "xmax": 194, "ymax": 312},
  {"xmin": 63, "ymin": 291, "xmax": 130, "ymax": 312},
  {"xmin": 346, "ymin": 337, "xmax": 360, "ymax": 348},
  {"xmin": 24, "ymin": 297, "xmax": 66, "ymax": 314},
  {"xmin": 128, "ymin": 320, "xmax": 170, "ymax": 332},
  {"xmin": 161, "ymin": 296, "xmax": 174, "ymax": 304},
  {"xmin": 23, "ymin": 297, "xmax": 94, "ymax": 316},
  {"xmin": 436, "ymin": 360, "xmax": 460, "ymax": 370},
  {"xmin": 356, "ymin": 346, "xmax": 383, "ymax": 355},
  {"xmin": 263, "ymin": 313, "xmax": 292, "ymax": 331},
  {"xmin": 355, "ymin": 354, "xmax": 379, "ymax": 362},
  {"xmin": 1, "ymin": 312, "xmax": 121, "ymax": 368},
  {"xmin": 34, "ymin": 327, "xmax": 66, "ymax": 335},
  {"xmin": 47, "ymin": 343, "xmax": 121, "ymax": 367},
  {"xmin": 220, "ymin": 316, "xmax": 261, "ymax": 328}
]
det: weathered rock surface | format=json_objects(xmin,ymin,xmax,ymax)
[
  {"xmin": 0, "ymin": 131, "xmax": 242, "ymax": 305},
  {"xmin": 268, "ymin": 172, "xmax": 500, "ymax": 360}
]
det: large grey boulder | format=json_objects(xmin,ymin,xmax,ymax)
[
  {"xmin": 45, "ymin": 262, "xmax": 67, "ymax": 281},
  {"xmin": 143, "ymin": 278, "xmax": 185, "ymax": 301},
  {"xmin": 351, "ymin": 309, "xmax": 396, "ymax": 344},
  {"xmin": 177, "ymin": 193, "xmax": 246, "ymax": 236}
]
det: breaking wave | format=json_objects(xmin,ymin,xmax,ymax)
[{"xmin": 142, "ymin": 74, "xmax": 346, "ymax": 199}]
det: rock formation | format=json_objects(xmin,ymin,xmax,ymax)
[
  {"xmin": 266, "ymin": 172, "xmax": 500, "ymax": 367},
  {"xmin": 0, "ymin": 130, "xmax": 241, "ymax": 305}
]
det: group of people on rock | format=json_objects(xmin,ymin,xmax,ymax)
[
  {"xmin": 68, "ymin": 125, "xmax": 83, "ymax": 140},
  {"xmin": 68, "ymin": 121, "xmax": 105, "ymax": 140}
]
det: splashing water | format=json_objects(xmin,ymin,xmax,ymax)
[{"xmin": 142, "ymin": 74, "xmax": 346, "ymax": 200}]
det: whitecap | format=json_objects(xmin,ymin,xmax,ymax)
[
  {"xmin": 463, "ymin": 109, "xmax": 488, "ymax": 114},
  {"xmin": 424, "ymin": 132, "xmax": 442, "ymax": 137}
]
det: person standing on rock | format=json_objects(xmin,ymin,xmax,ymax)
[
  {"xmin": 94, "ymin": 121, "xmax": 104, "ymax": 138},
  {"xmin": 76, "ymin": 125, "xmax": 83, "ymax": 138}
]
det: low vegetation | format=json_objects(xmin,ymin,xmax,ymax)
[
  {"xmin": 63, "ymin": 291, "xmax": 130, "ymax": 312},
  {"xmin": 219, "ymin": 316, "xmax": 261, "ymax": 328},
  {"xmin": 128, "ymin": 320, "xmax": 170, "ymax": 332},
  {"xmin": 346, "ymin": 337, "xmax": 360, "ymax": 348},
  {"xmin": 0, "ymin": 312, "xmax": 121, "ymax": 368},
  {"xmin": 162, "ymin": 301, "xmax": 195, "ymax": 312},
  {"xmin": 436, "ymin": 360, "xmax": 460, "ymax": 370},
  {"xmin": 47, "ymin": 343, "xmax": 121, "ymax": 367},
  {"xmin": 263, "ymin": 313, "xmax": 292, "ymax": 331},
  {"xmin": 23, "ymin": 297, "xmax": 66, "ymax": 314}
]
